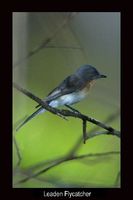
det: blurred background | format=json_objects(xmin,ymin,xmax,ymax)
[{"xmin": 13, "ymin": 12, "xmax": 120, "ymax": 188}]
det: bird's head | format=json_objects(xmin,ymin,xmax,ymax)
[{"xmin": 76, "ymin": 64, "xmax": 107, "ymax": 81}]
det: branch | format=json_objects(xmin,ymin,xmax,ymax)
[
  {"xmin": 44, "ymin": 45, "xmax": 82, "ymax": 50},
  {"xmin": 13, "ymin": 13, "xmax": 78, "ymax": 68},
  {"xmin": 14, "ymin": 151, "xmax": 120, "ymax": 185},
  {"xmin": 87, "ymin": 130, "xmax": 119, "ymax": 139},
  {"xmin": 83, "ymin": 119, "xmax": 87, "ymax": 144},
  {"xmin": 13, "ymin": 136, "xmax": 22, "ymax": 168},
  {"xmin": 67, "ymin": 110, "xmax": 120, "ymax": 158},
  {"xmin": 13, "ymin": 83, "xmax": 120, "ymax": 139}
]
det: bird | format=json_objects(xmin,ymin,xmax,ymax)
[{"xmin": 16, "ymin": 64, "xmax": 107, "ymax": 131}]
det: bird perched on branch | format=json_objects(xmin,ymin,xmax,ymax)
[{"xmin": 16, "ymin": 64, "xmax": 106, "ymax": 131}]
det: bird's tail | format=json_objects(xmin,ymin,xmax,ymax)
[{"xmin": 16, "ymin": 107, "xmax": 45, "ymax": 132}]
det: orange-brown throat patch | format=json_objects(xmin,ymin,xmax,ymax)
[{"xmin": 83, "ymin": 80, "xmax": 96, "ymax": 93}]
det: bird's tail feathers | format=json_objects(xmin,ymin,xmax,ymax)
[{"xmin": 16, "ymin": 107, "xmax": 45, "ymax": 132}]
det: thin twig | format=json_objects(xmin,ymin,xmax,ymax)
[
  {"xmin": 13, "ymin": 83, "xmax": 120, "ymax": 138},
  {"xmin": 87, "ymin": 130, "xmax": 118, "ymax": 139},
  {"xmin": 13, "ymin": 136, "xmax": 22, "ymax": 168},
  {"xmin": 13, "ymin": 115, "xmax": 28, "ymax": 131},
  {"xmin": 45, "ymin": 45, "xmax": 82, "ymax": 50},
  {"xmin": 83, "ymin": 120, "xmax": 87, "ymax": 144},
  {"xmin": 13, "ymin": 13, "xmax": 78, "ymax": 68},
  {"xmin": 67, "ymin": 110, "xmax": 120, "ymax": 157},
  {"xmin": 14, "ymin": 151, "xmax": 120, "ymax": 185}
]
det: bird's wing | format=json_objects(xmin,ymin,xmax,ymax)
[
  {"xmin": 35, "ymin": 74, "xmax": 83, "ymax": 108},
  {"xmin": 45, "ymin": 74, "xmax": 83, "ymax": 101}
]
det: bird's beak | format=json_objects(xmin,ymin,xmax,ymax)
[
  {"xmin": 100, "ymin": 74, "xmax": 107, "ymax": 78},
  {"xmin": 94, "ymin": 74, "xmax": 107, "ymax": 79}
]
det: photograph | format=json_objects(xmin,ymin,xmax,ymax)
[{"xmin": 13, "ymin": 12, "xmax": 120, "ymax": 189}]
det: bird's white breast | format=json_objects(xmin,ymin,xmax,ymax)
[{"xmin": 49, "ymin": 90, "xmax": 88, "ymax": 108}]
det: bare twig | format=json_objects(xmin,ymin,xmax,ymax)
[
  {"xmin": 13, "ymin": 136, "xmax": 22, "ymax": 168},
  {"xmin": 87, "ymin": 130, "xmax": 118, "ymax": 139},
  {"xmin": 13, "ymin": 83, "xmax": 120, "ymax": 138},
  {"xmin": 13, "ymin": 13, "xmax": 78, "ymax": 68},
  {"xmin": 14, "ymin": 151, "xmax": 120, "ymax": 185},
  {"xmin": 45, "ymin": 45, "xmax": 82, "ymax": 50},
  {"xmin": 13, "ymin": 115, "xmax": 28, "ymax": 131},
  {"xmin": 67, "ymin": 110, "xmax": 120, "ymax": 157},
  {"xmin": 83, "ymin": 120, "xmax": 87, "ymax": 144}
]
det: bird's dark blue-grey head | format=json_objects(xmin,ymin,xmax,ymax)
[{"xmin": 75, "ymin": 64, "xmax": 107, "ymax": 81}]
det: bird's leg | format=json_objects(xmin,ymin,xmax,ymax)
[
  {"xmin": 65, "ymin": 104, "xmax": 80, "ymax": 114},
  {"xmin": 57, "ymin": 112, "xmax": 68, "ymax": 121}
]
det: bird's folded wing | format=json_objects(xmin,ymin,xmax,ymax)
[{"xmin": 35, "ymin": 74, "xmax": 83, "ymax": 108}]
